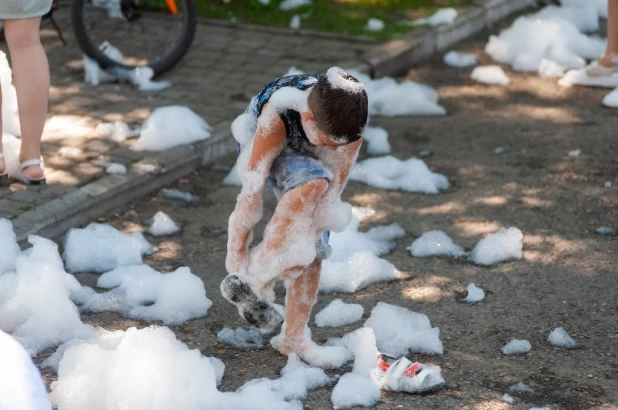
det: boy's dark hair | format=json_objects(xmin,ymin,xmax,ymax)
[{"xmin": 307, "ymin": 72, "xmax": 368, "ymax": 144}]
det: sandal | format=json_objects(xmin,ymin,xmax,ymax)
[
  {"xmin": 0, "ymin": 153, "xmax": 7, "ymax": 185},
  {"xmin": 19, "ymin": 158, "xmax": 46, "ymax": 186},
  {"xmin": 585, "ymin": 61, "xmax": 618, "ymax": 78},
  {"xmin": 376, "ymin": 353, "xmax": 445, "ymax": 393}
]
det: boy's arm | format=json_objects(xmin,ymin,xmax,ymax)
[
  {"xmin": 330, "ymin": 138, "xmax": 363, "ymax": 193},
  {"xmin": 226, "ymin": 106, "xmax": 287, "ymax": 274}
]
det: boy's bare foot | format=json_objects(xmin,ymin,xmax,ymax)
[
  {"xmin": 220, "ymin": 274, "xmax": 284, "ymax": 330},
  {"xmin": 274, "ymin": 336, "xmax": 350, "ymax": 369}
]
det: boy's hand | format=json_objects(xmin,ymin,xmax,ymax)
[{"xmin": 226, "ymin": 105, "xmax": 286, "ymax": 274}]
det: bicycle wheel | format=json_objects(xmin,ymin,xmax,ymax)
[{"xmin": 71, "ymin": 0, "xmax": 196, "ymax": 77}]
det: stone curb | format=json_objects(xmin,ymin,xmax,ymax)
[
  {"xmin": 361, "ymin": 0, "xmax": 537, "ymax": 77},
  {"xmin": 14, "ymin": 122, "xmax": 234, "ymax": 243}
]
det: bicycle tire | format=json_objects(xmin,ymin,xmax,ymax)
[{"xmin": 71, "ymin": 0, "xmax": 196, "ymax": 77}]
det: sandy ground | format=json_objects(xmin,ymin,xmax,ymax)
[{"xmin": 39, "ymin": 30, "xmax": 618, "ymax": 410}]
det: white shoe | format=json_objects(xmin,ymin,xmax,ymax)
[
  {"xmin": 585, "ymin": 61, "xmax": 618, "ymax": 77},
  {"xmin": 602, "ymin": 87, "xmax": 618, "ymax": 108},
  {"xmin": 377, "ymin": 353, "xmax": 445, "ymax": 393}
]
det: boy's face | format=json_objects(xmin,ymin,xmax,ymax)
[{"xmin": 301, "ymin": 111, "xmax": 348, "ymax": 151}]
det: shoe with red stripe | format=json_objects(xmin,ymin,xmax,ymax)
[{"xmin": 376, "ymin": 353, "xmax": 444, "ymax": 393}]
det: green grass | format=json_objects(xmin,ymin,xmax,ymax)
[{"xmin": 195, "ymin": 0, "xmax": 472, "ymax": 39}]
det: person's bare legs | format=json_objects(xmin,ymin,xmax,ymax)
[
  {"xmin": 4, "ymin": 17, "xmax": 49, "ymax": 180},
  {"xmin": 600, "ymin": 0, "xmax": 618, "ymax": 67}
]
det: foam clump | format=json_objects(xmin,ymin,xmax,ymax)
[
  {"xmin": 331, "ymin": 373, "xmax": 381, "ymax": 409},
  {"xmin": 106, "ymin": 163, "xmax": 127, "ymax": 174},
  {"xmin": 349, "ymin": 69, "xmax": 446, "ymax": 116},
  {"xmin": 148, "ymin": 211, "xmax": 181, "ymax": 236},
  {"xmin": 366, "ymin": 18, "xmax": 385, "ymax": 32},
  {"xmin": 502, "ymin": 393, "xmax": 515, "ymax": 404},
  {"xmin": 0, "ymin": 51, "xmax": 21, "ymax": 135},
  {"xmin": 76, "ymin": 265, "xmax": 212, "ymax": 325},
  {"xmin": 548, "ymin": 327, "xmax": 578, "ymax": 348},
  {"xmin": 320, "ymin": 210, "xmax": 405, "ymax": 293},
  {"xmin": 289, "ymin": 15, "xmax": 301, "ymax": 29},
  {"xmin": 364, "ymin": 302, "xmax": 443, "ymax": 356},
  {"xmin": 217, "ymin": 327, "xmax": 265, "ymax": 349},
  {"xmin": 501, "ymin": 339, "xmax": 531, "ymax": 355},
  {"xmin": 63, "ymin": 223, "xmax": 152, "ymax": 273},
  {"xmin": 160, "ymin": 188, "xmax": 200, "ymax": 202},
  {"xmin": 363, "ymin": 126, "xmax": 391, "ymax": 155},
  {"xmin": 485, "ymin": 15, "xmax": 605, "ymax": 73},
  {"xmin": 538, "ymin": 58, "xmax": 566, "ymax": 78},
  {"xmin": 471, "ymin": 65, "xmax": 510, "ymax": 85},
  {"xmin": 444, "ymin": 51, "xmax": 477, "ymax": 68},
  {"xmin": 326, "ymin": 67, "xmax": 366, "ymax": 94},
  {"xmin": 315, "ymin": 299, "xmax": 364, "ymax": 327},
  {"xmin": 603, "ymin": 87, "xmax": 618, "ymax": 107},
  {"xmin": 569, "ymin": 149, "xmax": 581, "ymax": 157},
  {"xmin": 412, "ymin": 8, "xmax": 458, "ymax": 26},
  {"xmin": 0, "ymin": 235, "xmax": 95, "ymax": 355},
  {"xmin": 0, "ymin": 218, "xmax": 20, "ymax": 274},
  {"xmin": 350, "ymin": 155, "xmax": 449, "ymax": 193},
  {"xmin": 509, "ymin": 382, "xmax": 534, "ymax": 393},
  {"xmin": 1, "ymin": 133, "xmax": 22, "ymax": 179},
  {"xmin": 469, "ymin": 227, "xmax": 523, "ymax": 265},
  {"xmin": 131, "ymin": 106, "xmax": 212, "ymax": 151},
  {"xmin": 279, "ymin": 0, "xmax": 311, "ymax": 11},
  {"xmin": 95, "ymin": 121, "xmax": 139, "ymax": 142},
  {"xmin": 464, "ymin": 283, "xmax": 485, "ymax": 303},
  {"xmin": 534, "ymin": 3, "xmax": 599, "ymax": 32},
  {"xmin": 408, "ymin": 230, "xmax": 464, "ymax": 257},
  {"xmin": 596, "ymin": 226, "xmax": 615, "ymax": 235}
]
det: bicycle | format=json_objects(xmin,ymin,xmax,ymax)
[{"xmin": 45, "ymin": 0, "xmax": 197, "ymax": 78}]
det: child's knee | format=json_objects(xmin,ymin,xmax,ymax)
[{"xmin": 297, "ymin": 178, "xmax": 329, "ymax": 201}]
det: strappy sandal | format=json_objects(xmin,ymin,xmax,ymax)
[
  {"xmin": 19, "ymin": 158, "xmax": 46, "ymax": 186},
  {"xmin": 377, "ymin": 353, "xmax": 445, "ymax": 393},
  {"xmin": 0, "ymin": 153, "xmax": 7, "ymax": 185}
]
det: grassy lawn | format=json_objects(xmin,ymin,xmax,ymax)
[{"xmin": 195, "ymin": 0, "xmax": 472, "ymax": 39}]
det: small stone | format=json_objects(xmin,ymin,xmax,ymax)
[
  {"xmin": 604, "ymin": 181, "xmax": 612, "ymax": 188},
  {"xmin": 494, "ymin": 147, "xmax": 506, "ymax": 154},
  {"xmin": 587, "ymin": 374, "xmax": 593, "ymax": 378}
]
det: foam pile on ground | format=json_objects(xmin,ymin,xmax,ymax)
[
  {"xmin": 0, "ymin": 234, "xmax": 95, "ymax": 355},
  {"xmin": 1, "ymin": 132, "xmax": 22, "ymax": 179},
  {"xmin": 106, "ymin": 163, "xmax": 127, "ymax": 174},
  {"xmin": 217, "ymin": 327, "xmax": 265, "ymax": 349},
  {"xmin": 132, "ymin": 106, "xmax": 212, "ymax": 151},
  {"xmin": 63, "ymin": 223, "xmax": 152, "ymax": 273},
  {"xmin": 349, "ymin": 69, "xmax": 446, "ymax": 116},
  {"xmin": 464, "ymin": 283, "xmax": 485, "ymax": 303},
  {"xmin": 569, "ymin": 149, "xmax": 582, "ymax": 157},
  {"xmin": 0, "ymin": 218, "xmax": 20, "ymax": 274},
  {"xmin": 408, "ymin": 230, "xmax": 464, "ymax": 257},
  {"xmin": 148, "ymin": 211, "xmax": 181, "ymax": 236},
  {"xmin": 366, "ymin": 18, "xmax": 384, "ymax": 32},
  {"xmin": 444, "ymin": 51, "xmax": 477, "ymax": 68},
  {"xmin": 502, "ymin": 394, "xmax": 515, "ymax": 404},
  {"xmin": 596, "ymin": 226, "xmax": 615, "ymax": 235},
  {"xmin": 559, "ymin": 69, "xmax": 618, "ymax": 88},
  {"xmin": 538, "ymin": 58, "xmax": 566, "ymax": 78},
  {"xmin": 315, "ymin": 299, "xmax": 364, "ymax": 327},
  {"xmin": 485, "ymin": 13, "xmax": 605, "ymax": 73},
  {"xmin": 603, "ymin": 87, "xmax": 618, "ymax": 107},
  {"xmin": 95, "ymin": 120, "xmax": 140, "ymax": 142},
  {"xmin": 320, "ymin": 209, "xmax": 405, "ymax": 293},
  {"xmin": 363, "ymin": 126, "xmax": 390, "ymax": 155},
  {"xmin": 160, "ymin": 188, "xmax": 200, "ymax": 202},
  {"xmin": 222, "ymin": 164, "xmax": 242, "ymax": 186},
  {"xmin": 469, "ymin": 227, "xmax": 523, "ymax": 265},
  {"xmin": 279, "ymin": 0, "xmax": 311, "ymax": 11},
  {"xmin": 350, "ymin": 155, "xmax": 449, "ymax": 193},
  {"xmin": 76, "ymin": 265, "xmax": 212, "ymax": 325},
  {"xmin": 411, "ymin": 8, "xmax": 458, "ymax": 26},
  {"xmin": 0, "ymin": 51, "xmax": 20, "ymax": 135},
  {"xmin": 471, "ymin": 65, "xmax": 510, "ymax": 85},
  {"xmin": 548, "ymin": 327, "xmax": 578, "ymax": 348},
  {"xmin": 58, "ymin": 146, "xmax": 82, "ymax": 157},
  {"xmin": 534, "ymin": 3, "xmax": 600, "ymax": 32},
  {"xmin": 509, "ymin": 382, "xmax": 534, "ymax": 393},
  {"xmin": 289, "ymin": 15, "xmax": 301, "ymax": 29},
  {"xmin": 364, "ymin": 302, "xmax": 443, "ymax": 356},
  {"xmin": 501, "ymin": 339, "xmax": 531, "ymax": 355}
]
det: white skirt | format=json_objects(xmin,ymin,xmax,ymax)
[{"xmin": 0, "ymin": 0, "xmax": 53, "ymax": 19}]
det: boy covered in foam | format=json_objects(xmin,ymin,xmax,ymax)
[{"xmin": 221, "ymin": 67, "xmax": 368, "ymax": 368}]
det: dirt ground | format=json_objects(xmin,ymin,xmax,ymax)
[{"xmin": 40, "ymin": 30, "xmax": 618, "ymax": 410}]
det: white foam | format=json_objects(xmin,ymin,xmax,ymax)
[
  {"xmin": 217, "ymin": 327, "xmax": 265, "ymax": 349},
  {"xmin": 63, "ymin": 223, "xmax": 152, "ymax": 273},
  {"xmin": 131, "ymin": 106, "xmax": 212, "ymax": 151},
  {"xmin": 148, "ymin": 211, "xmax": 181, "ymax": 236},
  {"xmin": 289, "ymin": 15, "xmax": 301, "ymax": 29},
  {"xmin": 350, "ymin": 155, "xmax": 449, "ymax": 193},
  {"xmin": 160, "ymin": 188, "xmax": 200, "ymax": 202},
  {"xmin": 464, "ymin": 283, "xmax": 485, "ymax": 303},
  {"xmin": 58, "ymin": 147, "xmax": 83, "ymax": 157},
  {"xmin": 548, "ymin": 327, "xmax": 578, "ymax": 348},
  {"xmin": 596, "ymin": 226, "xmax": 615, "ymax": 235},
  {"xmin": 349, "ymin": 70, "xmax": 446, "ymax": 116},
  {"xmin": 279, "ymin": 0, "xmax": 311, "ymax": 11},
  {"xmin": 366, "ymin": 18, "xmax": 385, "ymax": 32},
  {"xmin": 363, "ymin": 126, "xmax": 391, "ymax": 155},
  {"xmin": 326, "ymin": 67, "xmax": 365, "ymax": 93},
  {"xmin": 408, "ymin": 230, "xmax": 464, "ymax": 257},
  {"xmin": 502, "ymin": 393, "xmax": 515, "ymax": 404},
  {"xmin": 76, "ymin": 265, "xmax": 212, "ymax": 326},
  {"xmin": 604, "ymin": 181, "xmax": 612, "ymax": 188},
  {"xmin": 315, "ymin": 299, "xmax": 364, "ymax": 327},
  {"xmin": 105, "ymin": 163, "xmax": 127, "ymax": 174},
  {"xmin": 569, "ymin": 149, "xmax": 582, "ymax": 157},
  {"xmin": 0, "ymin": 218, "xmax": 20, "ymax": 275},
  {"xmin": 95, "ymin": 121, "xmax": 140, "ymax": 142},
  {"xmin": 538, "ymin": 58, "xmax": 566, "ymax": 78},
  {"xmin": 320, "ymin": 211, "xmax": 405, "ymax": 293},
  {"xmin": 603, "ymin": 87, "xmax": 618, "ymax": 107},
  {"xmin": 486, "ymin": 15, "xmax": 605, "ymax": 73},
  {"xmin": 284, "ymin": 66, "xmax": 305, "ymax": 76},
  {"xmin": 364, "ymin": 302, "xmax": 443, "ymax": 356},
  {"xmin": 468, "ymin": 227, "xmax": 523, "ymax": 265},
  {"xmin": 222, "ymin": 164, "xmax": 242, "ymax": 186},
  {"xmin": 559, "ymin": 68, "xmax": 618, "ymax": 88},
  {"xmin": 331, "ymin": 373, "xmax": 381, "ymax": 409},
  {"xmin": 509, "ymin": 382, "xmax": 534, "ymax": 393},
  {"xmin": 412, "ymin": 8, "xmax": 458, "ymax": 26},
  {"xmin": 0, "ymin": 235, "xmax": 95, "ymax": 355},
  {"xmin": 534, "ymin": 4, "xmax": 599, "ymax": 32},
  {"xmin": 444, "ymin": 51, "xmax": 477, "ymax": 68},
  {"xmin": 0, "ymin": 51, "xmax": 21, "ymax": 136},
  {"xmin": 471, "ymin": 65, "xmax": 510, "ymax": 85},
  {"xmin": 501, "ymin": 339, "xmax": 531, "ymax": 355},
  {"xmin": 1, "ymin": 132, "xmax": 22, "ymax": 179}
]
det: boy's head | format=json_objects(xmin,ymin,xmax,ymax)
[{"xmin": 305, "ymin": 67, "xmax": 368, "ymax": 147}]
